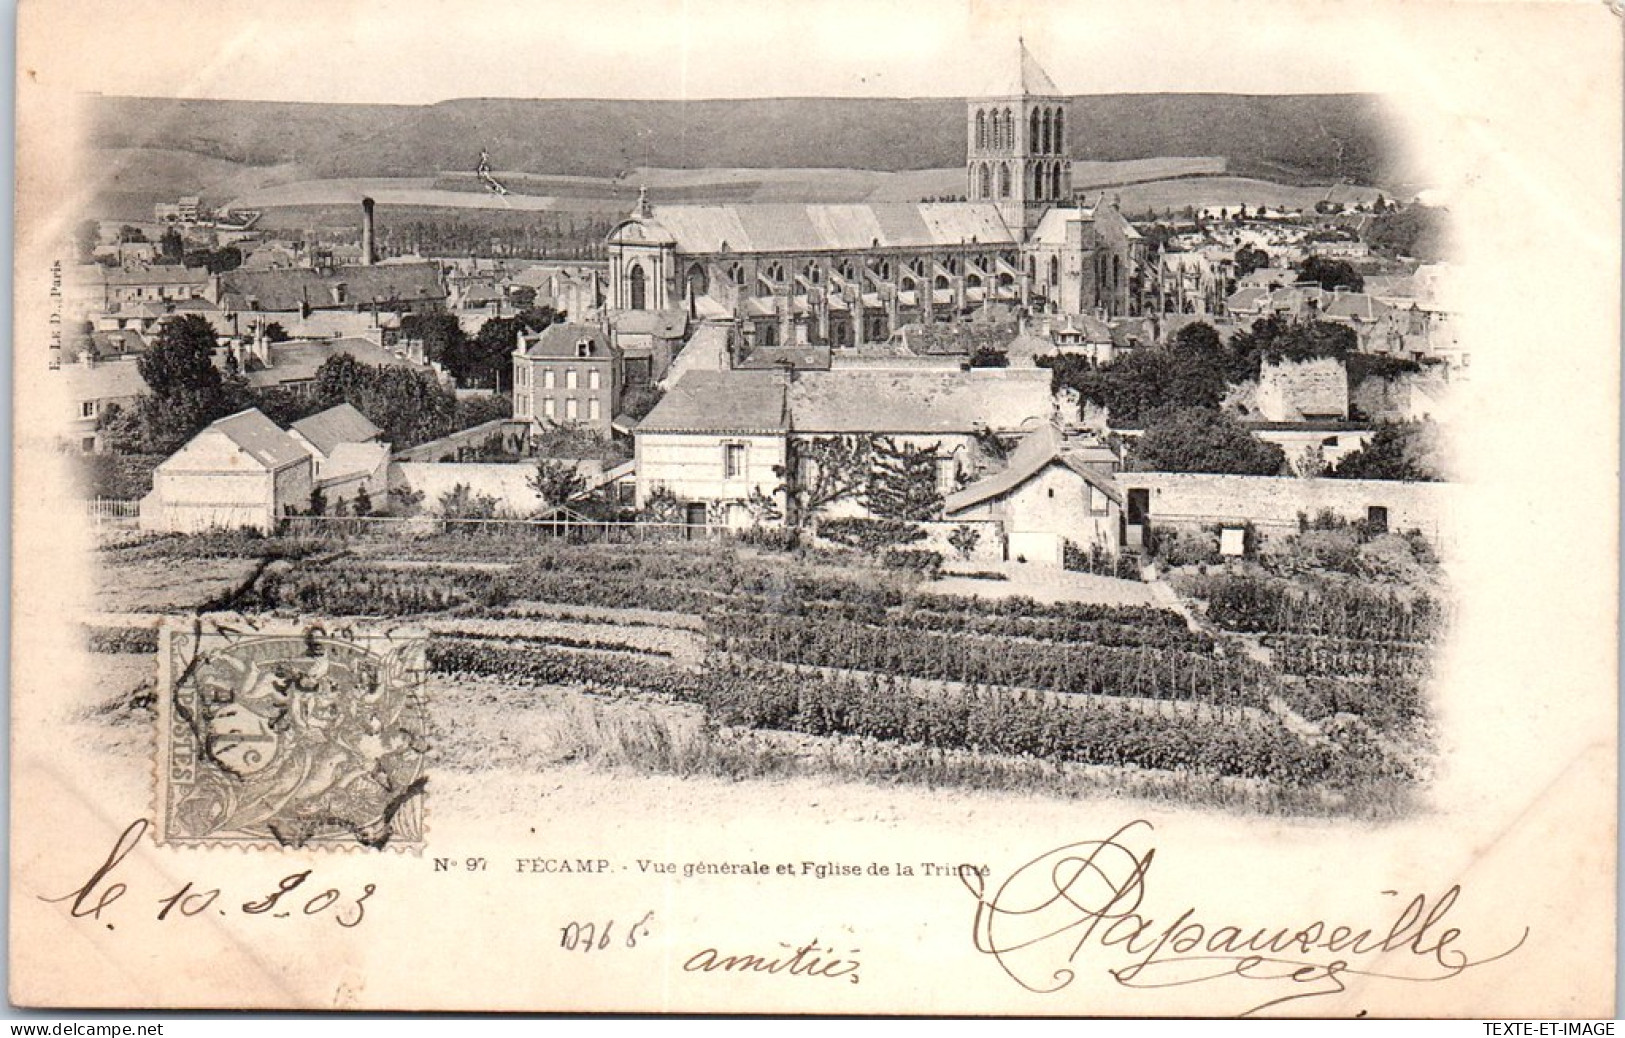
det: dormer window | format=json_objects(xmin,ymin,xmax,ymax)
[{"xmin": 576, "ymin": 339, "xmax": 593, "ymax": 358}]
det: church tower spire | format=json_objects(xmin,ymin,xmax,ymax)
[{"xmin": 965, "ymin": 38, "xmax": 1072, "ymax": 237}]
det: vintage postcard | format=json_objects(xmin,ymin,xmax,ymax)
[{"xmin": 9, "ymin": 0, "xmax": 1619, "ymax": 1017}]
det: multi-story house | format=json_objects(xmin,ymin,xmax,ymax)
[{"xmin": 511, "ymin": 323, "xmax": 621, "ymax": 436}]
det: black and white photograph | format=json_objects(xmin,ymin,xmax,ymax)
[{"xmin": 9, "ymin": 0, "xmax": 1619, "ymax": 1017}]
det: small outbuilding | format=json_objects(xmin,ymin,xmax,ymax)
[
  {"xmin": 139, "ymin": 409, "xmax": 313, "ymax": 533},
  {"xmin": 944, "ymin": 424, "xmax": 1123, "ymax": 566}
]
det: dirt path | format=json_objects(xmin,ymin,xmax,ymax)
[{"xmin": 929, "ymin": 563, "xmax": 1160, "ymax": 608}]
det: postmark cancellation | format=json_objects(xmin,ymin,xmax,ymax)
[{"xmin": 156, "ymin": 619, "xmax": 430, "ymax": 850}]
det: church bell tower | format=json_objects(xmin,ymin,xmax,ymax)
[{"xmin": 965, "ymin": 38, "xmax": 1072, "ymax": 237}]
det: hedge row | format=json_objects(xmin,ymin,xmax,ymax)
[{"xmin": 708, "ymin": 613, "xmax": 1271, "ymax": 708}]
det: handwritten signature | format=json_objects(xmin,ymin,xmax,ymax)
[
  {"xmin": 959, "ymin": 820, "xmax": 1527, "ymax": 1016},
  {"xmin": 41, "ymin": 819, "xmax": 376, "ymax": 928}
]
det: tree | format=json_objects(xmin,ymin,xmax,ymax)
[
  {"xmin": 140, "ymin": 315, "xmax": 223, "ymax": 399},
  {"xmin": 262, "ymin": 321, "xmax": 290, "ymax": 343},
  {"xmin": 1132, "ymin": 407, "xmax": 1286, "ymax": 475},
  {"xmin": 1367, "ymin": 204, "xmax": 1449, "ymax": 262},
  {"xmin": 314, "ymin": 353, "xmax": 373, "ymax": 406},
  {"xmin": 528, "ymin": 458, "xmax": 587, "ymax": 511},
  {"xmin": 312, "ymin": 354, "xmax": 458, "ymax": 449},
  {"xmin": 968, "ymin": 345, "xmax": 1009, "ymax": 368},
  {"xmin": 353, "ymin": 484, "xmax": 374, "ymax": 517},
  {"xmin": 865, "ymin": 437, "xmax": 943, "ymax": 521},
  {"xmin": 949, "ymin": 524, "xmax": 982, "ymax": 560},
  {"xmin": 74, "ymin": 220, "xmax": 101, "ymax": 261},
  {"xmin": 1234, "ymin": 244, "xmax": 1270, "ymax": 278},
  {"xmin": 159, "ymin": 228, "xmax": 185, "ymax": 263},
  {"xmin": 1330, "ymin": 421, "xmax": 1443, "ymax": 481},
  {"xmin": 1225, "ymin": 316, "xmax": 1357, "ymax": 384},
  {"xmin": 776, "ymin": 435, "xmax": 873, "ymax": 526},
  {"xmin": 1171, "ymin": 321, "xmax": 1222, "ymax": 356},
  {"xmin": 1297, "ymin": 255, "xmax": 1364, "ymax": 293},
  {"xmin": 1052, "ymin": 344, "xmax": 1228, "ymax": 428},
  {"xmin": 118, "ymin": 314, "xmax": 244, "ymax": 453},
  {"xmin": 307, "ymin": 486, "xmax": 328, "ymax": 517},
  {"xmin": 620, "ymin": 386, "xmax": 664, "ymax": 422},
  {"xmin": 183, "ymin": 246, "xmax": 243, "ymax": 274},
  {"xmin": 438, "ymin": 483, "xmax": 499, "ymax": 519},
  {"xmin": 118, "ymin": 225, "xmax": 147, "ymax": 244},
  {"xmin": 399, "ymin": 312, "xmax": 466, "ymax": 368}
]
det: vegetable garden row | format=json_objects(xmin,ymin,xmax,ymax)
[{"xmin": 426, "ymin": 638, "xmax": 1413, "ymax": 792}]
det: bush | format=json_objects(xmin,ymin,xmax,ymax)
[
  {"xmin": 817, "ymin": 517, "xmax": 925, "ymax": 552},
  {"xmin": 882, "ymin": 549, "xmax": 943, "ymax": 577},
  {"xmin": 1154, "ymin": 526, "xmax": 1220, "ymax": 567},
  {"xmin": 1063, "ymin": 540, "xmax": 1142, "ymax": 580},
  {"xmin": 948, "ymin": 524, "xmax": 982, "ymax": 560},
  {"xmin": 85, "ymin": 625, "xmax": 159, "ymax": 654},
  {"xmin": 1132, "ymin": 407, "xmax": 1286, "ymax": 476},
  {"xmin": 1185, "ymin": 573, "xmax": 1446, "ymax": 642},
  {"xmin": 1287, "ymin": 528, "xmax": 1363, "ymax": 575},
  {"xmin": 737, "ymin": 526, "xmax": 801, "ymax": 552}
]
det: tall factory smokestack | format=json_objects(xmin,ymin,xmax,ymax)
[{"xmin": 361, "ymin": 197, "xmax": 377, "ymax": 266}]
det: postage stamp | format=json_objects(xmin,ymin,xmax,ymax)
[{"xmin": 156, "ymin": 619, "xmax": 430, "ymax": 850}]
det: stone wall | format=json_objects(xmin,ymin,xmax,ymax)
[
  {"xmin": 1118, "ymin": 472, "xmax": 1458, "ymax": 545},
  {"xmin": 391, "ymin": 460, "xmax": 605, "ymax": 517}
]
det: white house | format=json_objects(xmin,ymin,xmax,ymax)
[
  {"xmin": 139, "ymin": 409, "xmax": 313, "ymax": 533},
  {"xmin": 633, "ymin": 366, "xmax": 1053, "ymax": 527},
  {"xmin": 944, "ymin": 423, "xmax": 1123, "ymax": 565}
]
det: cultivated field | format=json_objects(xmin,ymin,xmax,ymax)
[{"xmin": 86, "ymin": 529, "xmax": 1441, "ymax": 818}]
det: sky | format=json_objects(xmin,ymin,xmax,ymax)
[{"xmin": 16, "ymin": 0, "xmax": 1542, "ymax": 105}]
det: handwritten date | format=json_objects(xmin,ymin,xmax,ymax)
[{"xmin": 42, "ymin": 819, "xmax": 376, "ymax": 928}]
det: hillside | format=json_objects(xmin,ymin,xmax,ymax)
[{"xmin": 89, "ymin": 92, "xmax": 1403, "ymax": 196}]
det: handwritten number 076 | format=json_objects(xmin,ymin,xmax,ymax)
[{"xmin": 560, "ymin": 912, "xmax": 654, "ymax": 952}]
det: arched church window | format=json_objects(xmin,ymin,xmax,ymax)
[
  {"xmin": 1040, "ymin": 110, "xmax": 1051, "ymax": 155},
  {"xmin": 1049, "ymin": 255, "xmax": 1059, "ymax": 286},
  {"xmin": 764, "ymin": 261, "xmax": 785, "ymax": 283},
  {"xmin": 628, "ymin": 264, "xmax": 647, "ymax": 310},
  {"xmin": 1032, "ymin": 164, "xmax": 1044, "ymax": 200},
  {"xmin": 685, "ymin": 263, "xmax": 709, "ymax": 299},
  {"xmin": 804, "ymin": 262, "xmax": 821, "ymax": 284},
  {"xmin": 1053, "ymin": 109, "xmax": 1064, "ymax": 151},
  {"xmin": 978, "ymin": 163, "xmax": 992, "ymax": 199},
  {"xmin": 1051, "ymin": 163, "xmax": 1063, "ymax": 200},
  {"xmin": 998, "ymin": 163, "xmax": 1011, "ymax": 199},
  {"xmin": 934, "ymin": 274, "xmax": 950, "ymax": 290},
  {"xmin": 1029, "ymin": 109, "xmax": 1040, "ymax": 151},
  {"xmin": 975, "ymin": 110, "xmax": 986, "ymax": 150},
  {"xmin": 1001, "ymin": 108, "xmax": 1013, "ymax": 148}
]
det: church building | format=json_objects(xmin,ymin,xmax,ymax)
[{"xmin": 602, "ymin": 41, "xmax": 1144, "ymax": 354}]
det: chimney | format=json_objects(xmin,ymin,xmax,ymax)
[
  {"xmin": 250, "ymin": 320, "xmax": 271, "ymax": 368},
  {"xmin": 361, "ymin": 197, "xmax": 377, "ymax": 266}
]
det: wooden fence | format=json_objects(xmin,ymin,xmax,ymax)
[{"xmin": 85, "ymin": 498, "xmax": 140, "ymax": 521}]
